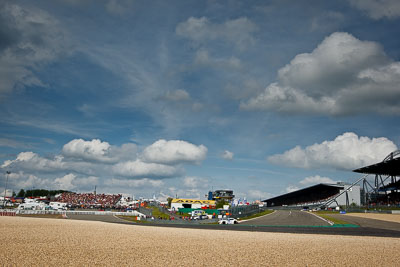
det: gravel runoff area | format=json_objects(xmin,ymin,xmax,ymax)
[
  {"xmin": 343, "ymin": 213, "xmax": 400, "ymax": 224},
  {"xmin": 2, "ymin": 217, "xmax": 400, "ymax": 266}
]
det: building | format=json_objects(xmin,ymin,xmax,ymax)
[
  {"xmin": 207, "ymin": 190, "xmax": 235, "ymax": 202},
  {"xmin": 263, "ymin": 183, "xmax": 361, "ymax": 208},
  {"xmin": 170, "ymin": 198, "xmax": 216, "ymax": 211},
  {"xmin": 353, "ymin": 150, "xmax": 400, "ymax": 206}
]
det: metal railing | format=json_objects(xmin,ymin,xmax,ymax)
[{"xmin": 5, "ymin": 209, "xmax": 145, "ymax": 217}]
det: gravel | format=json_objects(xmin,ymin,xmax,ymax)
[
  {"xmin": 343, "ymin": 213, "xmax": 400, "ymax": 224},
  {"xmin": 1, "ymin": 216, "xmax": 399, "ymax": 266}
]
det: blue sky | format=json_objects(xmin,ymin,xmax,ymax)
[{"xmin": 1, "ymin": 0, "xmax": 400, "ymax": 201}]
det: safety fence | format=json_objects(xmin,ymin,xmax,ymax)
[
  {"xmin": 0, "ymin": 209, "xmax": 145, "ymax": 217},
  {"xmin": 0, "ymin": 209, "xmax": 16, "ymax": 216},
  {"xmin": 230, "ymin": 204, "xmax": 267, "ymax": 218}
]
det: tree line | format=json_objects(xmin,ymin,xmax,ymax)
[{"xmin": 15, "ymin": 189, "xmax": 70, "ymax": 198}]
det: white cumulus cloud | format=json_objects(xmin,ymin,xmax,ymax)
[
  {"xmin": 54, "ymin": 173, "xmax": 76, "ymax": 190},
  {"xmin": 1, "ymin": 152, "xmax": 65, "ymax": 172},
  {"xmin": 63, "ymin": 139, "xmax": 113, "ymax": 163},
  {"xmin": 221, "ymin": 150, "xmax": 234, "ymax": 161},
  {"xmin": 62, "ymin": 139, "xmax": 137, "ymax": 163},
  {"xmin": 241, "ymin": 32, "xmax": 400, "ymax": 116},
  {"xmin": 113, "ymin": 160, "xmax": 181, "ymax": 178},
  {"xmin": 286, "ymin": 185, "xmax": 300, "ymax": 193},
  {"xmin": 142, "ymin": 139, "xmax": 207, "ymax": 165},
  {"xmin": 183, "ymin": 176, "xmax": 209, "ymax": 188},
  {"xmin": 268, "ymin": 132, "xmax": 397, "ymax": 170},
  {"xmin": 299, "ymin": 175, "xmax": 336, "ymax": 185}
]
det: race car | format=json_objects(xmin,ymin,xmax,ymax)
[{"xmin": 218, "ymin": 218, "xmax": 239, "ymax": 224}]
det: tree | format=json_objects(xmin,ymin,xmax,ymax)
[
  {"xmin": 167, "ymin": 197, "xmax": 173, "ymax": 208},
  {"xmin": 216, "ymin": 200, "xmax": 229, "ymax": 209},
  {"xmin": 17, "ymin": 189, "xmax": 25, "ymax": 198}
]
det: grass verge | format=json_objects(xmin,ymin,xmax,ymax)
[
  {"xmin": 315, "ymin": 211, "xmax": 350, "ymax": 225},
  {"xmin": 149, "ymin": 206, "xmax": 170, "ymax": 220},
  {"xmin": 116, "ymin": 215, "xmax": 149, "ymax": 223}
]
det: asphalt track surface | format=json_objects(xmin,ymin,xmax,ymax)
[
  {"xmin": 67, "ymin": 210, "xmax": 400, "ymax": 238},
  {"xmin": 243, "ymin": 210, "xmax": 330, "ymax": 226},
  {"xmin": 329, "ymin": 213, "xmax": 400, "ymax": 232}
]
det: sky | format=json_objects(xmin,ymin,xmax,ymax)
[{"xmin": 1, "ymin": 0, "xmax": 400, "ymax": 201}]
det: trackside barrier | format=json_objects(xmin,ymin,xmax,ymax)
[
  {"xmin": 0, "ymin": 209, "xmax": 16, "ymax": 216},
  {"xmin": 13, "ymin": 209, "xmax": 146, "ymax": 217}
]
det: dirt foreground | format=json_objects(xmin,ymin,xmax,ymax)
[{"xmin": 1, "ymin": 217, "xmax": 399, "ymax": 266}]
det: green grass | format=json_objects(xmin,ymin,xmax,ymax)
[
  {"xmin": 239, "ymin": 209, "xmax": 274, "ymax": 221},
  {"xmin": 315, "ymin": 211, "xmax": 349, "ymax": 225},
  {"xmin": 149, "ymin": 206, "xmax": 170, "ymax": 220}
]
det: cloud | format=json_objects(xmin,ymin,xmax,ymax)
[
  {"xmin": 14, "ymin": 174, "xmax": 47, "ymax": 189},
  {"xmin": 1, "ymin": 138, "xmax": 204, "ymax": 183},
  {"xmin": 0, "ymin": 138, "xmax": 31, "ymax": 149},
  {"xmin": 282, "ymin": 175, "xmax": 336, "ymax": 196},
  {"xmin": 284, "ymin": 175, "xmax": 336, "ymax": 194},
  {"xmin": 75, "ymin": 176, "xmax": 99, "ymax": 187},
  {"xmin": 221, "ymin": 150, "xmax": 234, "ymax": 161},
  {"xmin": 268, "ymin": 132, "xmax": 398, "ymax": 170},
  {"xmin": 311, "ymin": 12, "xmax": 345, "ymax": 32},
  {"xmin": 62, "ymin": 139, "xmax": 113, "ymax": 163},
  {"xmin": 54, "ymin": 173, "xmax": 76, "ymax": 190},
  {"xmin": 247, "ymin": 189, "xmax": 273, "ymax": 200},
  {"xmin": 183, "ymin": 176, "xmax": 209, "ymax": 188},
  {"xmin": 194, "ymin": 49, "xmax": 241, "ymax": 69},
  {"xmin": 62, "ymin": 139, "xmax": 138, "ymax": 163},
  {"xmin": 1, "ymin": 152, "xmax": 65, "ymax": 172},
  {"xmin": 105, "ymin": 178, "xmax": 164, "ymax": 188},
  {"xmin": 7, "ymin": 170, "xmax": 99, "ymax": 192},
  {"xmin": 299, "ymin": 175, "xmax": 336, "ymax": 185},
  {"xmin": 0, "ymin": 2, "xmax": 68, "ymax": 97},
  {"xmin": 348, "ymin": 0, "xmax": 400, "ymax": 20},
  {"xmin": 166, "ymin": 187, "xmax": 204, "ymax": 199},
  {"xmin": 241, "ymin": 32, "xmax": 400, "ymax": 116},
  {"xmin": 105, "ymin": 0, "xmax": 133, "ymax": 15},
  {"xmin": 176, "ymin": 17, "xmax": 257, "ymax": 49},
  {"xmin": 142, "ymin": 139, "xmax": 207, "ymax": 165},
  {"xmin": 285, "ymin": 185, "xmax": 300, "ymax": 193},
  {"xmin": 112, "ymin": 160, "xmax": 182, "ymax": 178},
  {"xmin": 163, "ymin": 90, "xmax": 190, "ymax": 102}
]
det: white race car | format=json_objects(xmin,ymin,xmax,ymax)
[{"xmin": 218, "ymin": 218, "xmax": 239, "ymax": 224}]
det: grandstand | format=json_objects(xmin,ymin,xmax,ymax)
[
  {"xmin": 263, "ymin": 150, "xmax": 399, "ymax": 208},
  {"xmin": 55, "ymin": 192, "xmax": 122, "ymax": 209},
  {"xmin": 263, "ymin": 183, "xmax": 360, "ymax": 208},
  {"xmin": 354, "ymin": 150, "xmax": 400, "ymax": 206}
]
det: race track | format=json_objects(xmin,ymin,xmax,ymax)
[
  {"xmin": 243, "ymin": 210, "xmax": 330, "ymax": 226},
  {"xmin": 328, "ymin": 213, "xmax": 400, "ymax": 232},
  {"xmin": 64, "ymin": 210, "xmax": 400, "ymax": 237}
]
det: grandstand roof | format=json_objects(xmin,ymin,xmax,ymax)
[
  {"xmin": 379, "ymin": 180, "xmax": 400, "ymax": 191},
  {"xmin": 262, "ymin": 183, "xmax": 344, "ymax": 207},
  {"xmin": 353, "ymin": 156, "xmax": 400, "ymax": 176}
]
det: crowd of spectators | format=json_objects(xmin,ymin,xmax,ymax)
[
  {"xmin": 55, "ymin": 192, "xmax": 122, "ymax": 209},
  {"xmin": 372, "ymin": 192, "xmax": 400, "ymax": 207}
]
